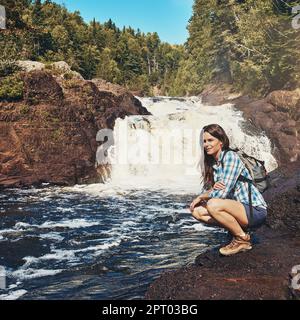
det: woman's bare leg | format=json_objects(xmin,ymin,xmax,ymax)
[
  {"xmin": 206, "ymin": 198, "xmax": 249, "ymax": 236},
  {"xmin": 192, "ymin": 205, "xmax": 220, "ymax": 226}
]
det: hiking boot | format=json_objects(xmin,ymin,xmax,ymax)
[{"xmin": 219, "ymin": 233, "xmax": 252, "ymax": 256}]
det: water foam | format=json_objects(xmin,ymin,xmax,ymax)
[
  {"xmin": 0, "ymin": 289, "xmax": 28, "ymax": 300},
  {"xmin": 11, "ymin": 268, "xmax": 63, "ymax": 280}
]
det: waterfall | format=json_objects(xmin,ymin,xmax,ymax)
[{"xmin": 99, "ymin": 97, "xmax": 278, "ymax": 194}]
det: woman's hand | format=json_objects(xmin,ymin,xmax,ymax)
[
  {"xmin": 189, "ymin": 195, "xmax": 204, "ymax": 212},
  {"xmin": 213, "ymin": 181, "xmax": 226, "ymax": 190}
]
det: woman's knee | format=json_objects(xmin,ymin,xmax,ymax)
[
  {"xmin": 206, "ymin": 198, "xmax": 222, "ymax": 214},
  {"xmin": 192, "ymin": 206, "xmax": 207, "ymax": 220}
]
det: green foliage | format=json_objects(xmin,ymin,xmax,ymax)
[
  {"xmin": 2, "ymin": 0, "xmax": 297, "ymax": 98},
  {"xmin": 63, "ymin": 78, "xmax": 82, "ymax": 89},
  {"xmin": 95, "ymin": 48, "xmax": 122, "ymax": 83},
  {"xmin": 0, "ymin": 74, "xmax": 24, "ymax": 101},
  {"xmin": 0, "ymin": 41, "xmax": 21, "ymax": 77},
  {"xmin": 127, "ymin": 75, "xmax": 152, "ymax": 95},
  {"xmin": 19, "ymin": 104, "xmax": 30, "ymax": 115},
  {"xmin": 1, "ymin": 0, "xmax": 184, "ymax": 95},
  {"xmin": 176, "ymin": 0, "xmax": 300, "ymax": 96}
]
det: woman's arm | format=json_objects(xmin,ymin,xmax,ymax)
[
  {"xmin": 189, "ymin": 191, "xmax": 211, "ymax": 212},
  {"xmin": 190, "ymin": 180, "xmax": 228, "ymax": 212},
  {"xmin": 208, "ymin": 151, "xmax": 243, "ymax": 199},
  {"xmin": 189, "ymin": 185, "xmax": 221, "ymax": 211}
]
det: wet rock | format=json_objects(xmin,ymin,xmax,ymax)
[
  {"xmin": 290, "ymin": 266, "xmax": 300, "ymax": 300},
  {"xmin": 146, "ymin": 229, "xmax": 300, "ymax": 300}
]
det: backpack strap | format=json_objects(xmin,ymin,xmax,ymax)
[{"xmin": 220, "ymin": 149, "xmax": 254, "ymax": 226}]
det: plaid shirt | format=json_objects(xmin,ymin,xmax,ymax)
[{"xmin": 208, "ymin": 150, "xmax": 267, "ymax": 209}]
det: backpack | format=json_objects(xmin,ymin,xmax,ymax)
[
  {"xmin": 221, "ymin": 148, "xmax": 269, "ymax": 193},
  {"xmin": 221, "ymin": 148, "xmax": 270, "ymax": 229}
]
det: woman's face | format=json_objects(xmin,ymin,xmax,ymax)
[{"xmin": 203, "ymin": 132, "xmax": 223, "ymax": 157}]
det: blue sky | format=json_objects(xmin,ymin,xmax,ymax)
[{"xmin": 53, "ymin": 0, "xmax": 193, "ymax": 44}]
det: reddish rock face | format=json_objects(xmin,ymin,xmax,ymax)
[
  {"xmin": 0, "ymin": 71, "xmax": 150, "ymax": 188},
  {"xmin": 266, "ymin": 89, "xmax": 300, "ymax": 115},
  {"xmin": 234, "ymin": 95, "xmax": 299, "ymax": 165},
  {"xmin": 24, "ymin": 71, "xmax": 64, "ymax": 105}
]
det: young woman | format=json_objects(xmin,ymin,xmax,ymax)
[{"xmin": 190, "ymin": 124, "xmax": 267, "ymax": 256}]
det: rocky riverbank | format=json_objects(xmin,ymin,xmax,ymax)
[
  {"xmin": 145, "ymin": 85, "xmax": 300, "ymax": 300},
  {"xmin": 0, "ymin": 62, "xmax": 150, "ymax": 189}
]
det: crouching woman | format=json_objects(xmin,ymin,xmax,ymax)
[{"xmin": 190, "ymin": 124, "xmax": 267, "ymax": 256}]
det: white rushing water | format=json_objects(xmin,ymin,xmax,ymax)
[{"xmin": 84, "ymin": 96, "xmax": 278, "ymax": 196}]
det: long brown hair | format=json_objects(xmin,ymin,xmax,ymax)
[{"xmin": 202, "ymin": 124, "xmax": 230, "ymax": 188}]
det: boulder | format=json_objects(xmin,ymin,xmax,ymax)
[
  {"xmin": 51, "ymin": 61, "xmax": 84, "ymax": 80},
  {"xmin": 17, "ymin": 60, "xmax": 45, "ymax": 72},
  {"xmin": 266, "ymin": 89, "xmax": 300, "ymax": 115},
  {"xmin": 23, "ymin": 70, "xmax": 64, "ymax": 105},
  {"xmin": 91, "ymin": 78, "xmax": 128, "ymax": 96}
]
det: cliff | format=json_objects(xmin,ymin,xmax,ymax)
[{"xmin": 0, "ymin": 62, "xmax": 150, "ymax": 188}]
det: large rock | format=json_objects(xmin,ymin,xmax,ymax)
[
  {"xmin": 17, "ymin": 60, "xmax": 84, "ymax": 80},
  {"xmin": 145, "ymin": 229, "xmax": 300, "ymax": 300},
  {"xmin": 266, "ymin": 89, "xmax": 300, "ymax": 117},
  {"xmin": 91, "ymin": 78, "xmax": 128, "ymax": 96},
  {"xmin": 0, "ymin": 70, "xmax": 150, "ymax": 188},
  {"xmin": 235, "ymin": 97, "xmax": 299, "ymax": 164},
  {"xmin": 17, "ymin": 60, "xmax": 45, "ymax": 72},
  {"xmin": 51, "ymin": 61, "xmax": 84, "ymax": 80},
  {"xmin": 24, "ymin": 70, "xmax": 64, "ymax": 104}
]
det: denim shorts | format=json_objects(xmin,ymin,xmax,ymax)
[{"xmin": 242, "ymin": 203, "xmax": 267, "ymax": 228}]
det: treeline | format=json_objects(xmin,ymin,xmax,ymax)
[
  {"xmin": 0, "ymin": 0, "xmax": 184, "ymax": 95},
  {"xmin": 173, "ymin": 0, "xmax": 300, "ymax": 96},
  {"xmin": 1, "ymin": 0, "xmax": 299, "ymax": 97}
]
